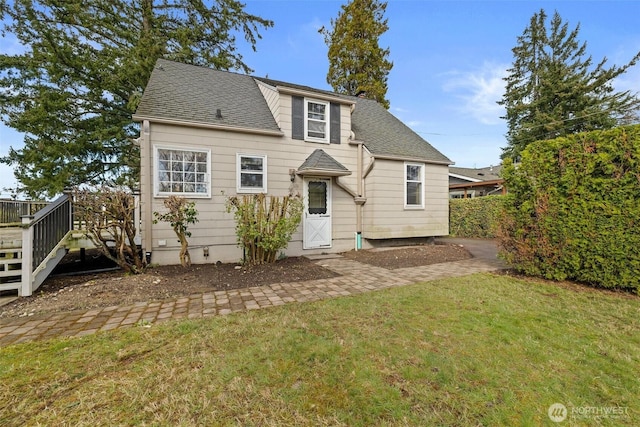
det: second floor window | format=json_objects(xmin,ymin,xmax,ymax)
[
  {"xmin": 292, "ymin": 95, "xmax": 341, "ymax": 144},
  {"xmin": 305, "ymin": 99, "xmax": 329, "ymax": 143}
]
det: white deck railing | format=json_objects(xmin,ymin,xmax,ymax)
[{"xmin": 21, "ymin": 194, "xmax": 73, "ymax": 296}]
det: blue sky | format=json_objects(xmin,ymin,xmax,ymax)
[{"xmin": 1, "ymin": 0, "xmax": 639, "ymax": 198}]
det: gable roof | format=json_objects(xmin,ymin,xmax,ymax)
[
  {"xmin": 297, "ymin": 149, "xmax": 351, "ymax": 176},
  {"xmin": 135, "ymin": 59, "xmax": 451, "ymax": 164}
]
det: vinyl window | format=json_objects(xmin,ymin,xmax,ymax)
[
  {"xmin": 155, "ymin": 146, "xmax": 210, "ymax": 197},
  {"xmin": 405, "ymin": 162, "xmax": 424, "ymax": 208},
  {"xmin": 304, "ymin": 99, "xmax": 329, "ymax": 143},
  {"xmin": 237, "ymin": 154, "xmax": 267, "ymax": 193}
]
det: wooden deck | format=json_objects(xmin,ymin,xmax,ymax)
[
  {"xmin": 1, "ymin": 194, "xmax": 139, "ymax": 296},
  {"xmin": 0, "ymin": 221, "xmax": 96, "ymax": 294}
]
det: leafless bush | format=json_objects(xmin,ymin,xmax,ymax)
[{"xmin": 73, "ymin": 186, "xmax": 145, "ymax": 273}]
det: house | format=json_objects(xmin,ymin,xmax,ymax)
[
  {"xmin": 449, "ymin": 165, "xmax": 505, "ymax": 199},
  {"xmin": 132, "ymin": 59, "xmax": 452, "ymax": 264}
]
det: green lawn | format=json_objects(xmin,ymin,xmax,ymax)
[{"xmin": 1, "ymin": 273, "xmax": 638, "ymax": 426}]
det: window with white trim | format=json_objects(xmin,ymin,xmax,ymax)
[
  {"xmin": 405, "ymin": 162, "xmax": 424, "ymax": 208},
  {"xmin": 237, "ymin": 154, "xmax": 267, "ymax": 193},
  {"xmin": 304, "ymin": 99, "xmax": 329, "ymax": 143},
  {"xmin": 155, "ymin": 146, "xmax": 210, "ymax": 197}
]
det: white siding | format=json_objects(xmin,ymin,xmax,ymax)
[
  {"xmin": 143, "ymin": 115, "xmax": 360, "ymax": 264},
  {"xmin": 256, "ymin": 80, "xmax": 281, "ymax": 125},
  {"xmin": 141, "ymin": 90, "xmax": 448, "ymax": 265},
  {"xmin": 363, "ymin": 159, "xmax": 449, "ymax": 240}
]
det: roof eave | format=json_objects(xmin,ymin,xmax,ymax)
[
  {"xmin": 275, "ymin": 86, "xmax": 356, "ymax": 106},
  {"xmin": 371, "ymin": 153, "xmax": 452, "ymax": 166},
  {"xmin": 131, "ymin": 114, "xmax": 284, "ymax": 137},
  {"xmin": 449, "ymin": 172, "xmax": 482, "ymax": 182},
  {"xmin": 296, "ymin": 169, "xmax": 352, "ymax": 177},
  {"xmin": 449, "ymin": 179, "xmax": 505, "ymax": 189}
]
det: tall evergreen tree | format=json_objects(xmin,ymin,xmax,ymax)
[
  {"xmin": 320, "ymin": 0, "xmax": 393, "ymax": 109},
  {"xmin": 0, "ymin": 0, "xmax": 272, "ymax": 198},
  {"xmin": 499, "ymin": 9, "xmax": 640, "ymax": 160}
]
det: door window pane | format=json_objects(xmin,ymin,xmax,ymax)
[{"xmin": 308, "ymin": 181, "xmax": 327, "ymax": 214}]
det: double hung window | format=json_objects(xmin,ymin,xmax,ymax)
[
  {"xmin": 304, "ymin": 99, "xmax": 329, "ymax": 143},
  {"xmin": 405, "ymin": 163, "xmax": 424, "ymax": 208},
  {"xmin": 237, "ymin": 154, "xmax": 267, "ymax": 193}
]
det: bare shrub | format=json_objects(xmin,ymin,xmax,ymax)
[{"xmin": 73, "ymin": 186, "xmax": 145, "ymax": 273}]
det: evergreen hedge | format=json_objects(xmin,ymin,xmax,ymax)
[
  {"xmin": 449, "ymin": 196, "xmax": 504, "ymax": 238},
  {"xmin": 500, "ymin": 125, "xmax": 640, "ymax": 293}
]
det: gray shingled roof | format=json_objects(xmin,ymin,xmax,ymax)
[
  {"xmin": 298, "ymin": 149, "xmax": 351, "ymax": 175},
  {"xmin": 136, "ymin": 59, "xmax": 451, "ymax": 164},
  {"xmin": 255, "ymin": 76, "xmax": 451, "ymax": 164},
  {"xmin": 449, "ymin": 165, "xmax": 503, "ymax": 182},
  {"xmin": 350, "ymin": 97, "xmax": 451, "ymax": 164},
  {"xmin": 134, "ymin": 59, "xmax": 281, "ymax": 132}
]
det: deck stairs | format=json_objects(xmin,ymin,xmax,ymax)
[{"xmin": 0, "ymin": 195, "xmax": 92, "ymax": 297}]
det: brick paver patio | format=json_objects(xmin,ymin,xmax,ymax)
[{"xmin": 0, "ymin": 240, "xmax": 506, "ymax": 346}]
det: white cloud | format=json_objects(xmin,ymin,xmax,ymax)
[
  {"xmin": 404, "ymin": 120, "xmax": 424, "ymax": 127},
  {"xmin": 442, "ymin": 62, "xmax": 508, "ymax": 125}
]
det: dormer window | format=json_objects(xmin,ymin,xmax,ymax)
[
  {"xmin": 304, "ymin": 99, "xmax": 329, "ymax": 143},
  {"xmin": 292, "ymin": 95, "xmax": 341, "ymax": 144}
]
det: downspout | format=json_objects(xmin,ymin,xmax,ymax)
[
  {"xmin": 349, "ymin": 132, "xmax": 367, "ymax": 249},
  {"xmin": 357, "ymin": 140, "xmax": 363, "ymax": 231},
  {"xmin": 141, "ymin": 120, "xmax": 153, "ymax": 262}
]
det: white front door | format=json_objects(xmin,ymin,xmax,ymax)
[{"xmin": 303, "ymin": 177, "xmax": 332, "ymax": 249}]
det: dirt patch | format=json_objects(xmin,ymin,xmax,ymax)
[
  {"xmin": 1, "ymin": 243, "xmax": 472, "ymax": 319},
  {"xmin": 342, "ymin": 243, "xmax": 472, "ymax": 269}
]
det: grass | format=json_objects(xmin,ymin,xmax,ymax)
[{"xmin": 1, "ymin": 273, "xmax": 638, "ymax": 426}]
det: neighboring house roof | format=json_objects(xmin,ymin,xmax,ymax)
[
  {"xmin": 449, "ymin": 165, "xmax": 503, "ymax": 183},
  {"xmin": 135, "ymin": 59, "xmax": 451, "ymax": 164},
  {"xmin": 297, "ymin": 149, "xmax": 351, "ymax": 177}
]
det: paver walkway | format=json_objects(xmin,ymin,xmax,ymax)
[{"xmin": 0, "ymin": 239, "xmax": 506, "ymax": 346}]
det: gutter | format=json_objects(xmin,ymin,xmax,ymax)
[
  {"xmin": 371, "ymin": 153, "xmax": 452, "ymax": 166},
  {"xmin": 131, "ymin": 115, "xmax": 284, "ymax": 137}
]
